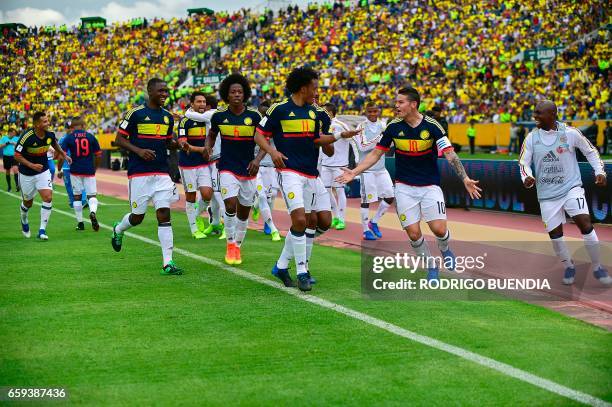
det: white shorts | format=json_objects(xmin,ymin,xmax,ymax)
[
  {"xmin": 313, "ymin": 177, "xmax": 331, "ymax": 212},
  {"xmin": 320, "ymin": 166, "xmax": 345, "ymax": 188},
  {"xmin": 540, "ymin": 187, "xmax": 589, "ymax": 232},
  {"xmin": 211, "ymin": 161, "xmax": 220, "ymax": 192},
  {"xmin": 219, "ymin": 171, "xmax": 256, "ymax": 207},
  {"xmin": 360, "ymin": 170, "xmax": 394, "ymax": 203},
  {"xmin": 128, "ymin": 174, "xmax": 179, "ymax": 215},
  {"xmin": 256, "ymin": 166, "xmax": 279, "ymax": 197},
  {"xmin": 70, "ymin": 175, "xmax": 97, "ymax": 196},
  {"xmin": 277, "ymin": 170, "xmax": 317, "ymax": 213},
  {"xmin": 179, "ymin": 166, "xmax": 213, "ymax": 193},
  {"xmin": 19, "ymin": 170, "xmax": 52, "ymax": 200},
  {"xmin": 395, "ymin": 183, "xmax": 446, "ymax": 228}
]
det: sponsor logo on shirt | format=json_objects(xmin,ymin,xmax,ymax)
[{"xmin": 542, "ymin": 151, "xmax": 559, "ymax": 162}]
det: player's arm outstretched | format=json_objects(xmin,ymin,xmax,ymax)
[
  {"xmin": 314, "ymin": 129, "xmax": 361, "ymax": 146},
  {"xmin": 443, "ymin": 149, "xmax": 481, "ymax": 199},
  {"xmin": 335, "ymin": 148, "xmax": 385, "ymax": 184},
  {"xmin": 51, "ymin": 137, "xmax": 71, "ymax": 165}
]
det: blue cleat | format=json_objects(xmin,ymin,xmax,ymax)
[
  {"xmin": 562, "ymin": 267, "xmax": 576, "ymax": 285},
  {"xmin": 368, "ymin": 221, "xmax": 382, "ymax": 238},
  {"xmin": 272, "ymin": 264, "xmax": 296, "ymax": 287},
  {"xmin": 427, "ymin": 268, "xmax": 439, "ymax": 281},
  {"xmin": 38, "ymin": 229, "xmax": 48, "ymax": 241},
  {"xmin": 297, "ymin": 273, "xmax": 312, "ymax": 292},
  {"xmin": 441, "ymin": 249, "xmax": 456, "ymax": 271},
  {"xmin": 363, "ymin": 230, "xmax": 378, "ymax": 240},
  {"xmin": 593, "ymin": 267, "xmax": 612, "ymax": 285},
  {"xmin": 21, "ymin": 220, "xmax": 31, "ymax": 238},
  {"xmin": 263, "ymin": 222, "xmax": 271, "ymax": 235}
]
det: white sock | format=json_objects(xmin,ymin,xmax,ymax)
[
  {"xmin": 305, "ymin": 228, "xmax": 316, "ymax": 263},
  {"xmin": 411, "ymin": 236, "xmax": 434, "ymax": 269},
  {"xmin": 372, "ymin": 200, "xmax": 391, "ymax": 223},
  {"xmin": 235, "ymin": 218, "xmax": 248, "ymax": 247},
  {"xmin": 551, "ymin": 236, "xmax": 574, "ymax": 269},
  {"xmin": 20, "ymin": 203, "xmax": 29, "ymax": 224},
  {"xmin": 292, "ymin": 231, "xmax": 307, "ymax": 274},
  {"xmin": 196, "ymin": 198, "xmax": 209, "ymax": 217},
  {"xmin": 214, "ymin": 192, "xmax": 225, "ymax": 221},
  {"xmin": 436, "ymin": 230, "xmax": 450, "ymax": 252},
  {"xmin": 269, "ymin": 193, "xmax": 276, "ymax": 210},
  {"xmin": 583, "ymin": 229, "xmax": 601, "ymax": 271},
  {"xmin": 40, "ymin": 202, "xmax": 52, "ymax": 231},
  {"xmin": 277, "ymin": 231, "xmax": 293, "ymax": 269},
  {"xmin": 260, "ymin": 197, "xmax": 278, "ymax": 232},
  {"xmin": 336, "ymin": 187, "xmax": 347, "ymax": 222},
  {"xmin": 88, "ymin": 196, "xmax": 98, "ymax": 213},
  {"xmin": 185, "ymin": 201, "xmax": 198, "ymax": 233},
  {"xmin": 361, "ymin": 206, "xmax": 370, "ymax": 232},
  {"xmin": 327, "ymin": 188, "xmax": 338, "ymax": 218},
  {"xmin": 73, "ymin": 201, "xmax": 83, "ymax": 222},
  {"xmin": 116, "ymin": 213, "xmax": 134, "ymax": 233},
  {"xmin": 224, "ymin": 211, "xmax": 236, "ymax": 243},
  {"xmin": 210, "ymin": 196, "xmax": 220, "ymax": 225},
  {"xmin": 158, "ymin": 222, "xmax": 173, "ymax": 266}
]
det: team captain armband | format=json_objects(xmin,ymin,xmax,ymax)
[{"xmin": 436, "ymin": 136, "xmax": 453, "ymax": 152}]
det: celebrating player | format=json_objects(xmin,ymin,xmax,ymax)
[
  {"xmin": 337, "ymin": 86, "xmax": 481, "ymax": 281},
  {"xmin": 519, "ymin": 100, "xmax": 611, "ymax": 285},
  {"xmin": 255, "ymin": 67, "xmax": 353, "ymax": 291},
  {"xmin": 110, "ymin": 78, "xmax": 182, "ymax": 275},
  {"xmin": 14, "ymin": 112, "xmax": 71, "ymax": 240},
  {"xmin": 57, "ymin": 116, "xmax": 102, "ymax": 231}
]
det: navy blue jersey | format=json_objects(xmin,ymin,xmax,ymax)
[
  {"xmin": 15, "ymin": 128, "xmax": 56, "ymax": 176},
  {"xmin": 256, "ymin": 98, "xmax": 320, "ymax": 178},
  {"xmin": 117, "ymin": 105, "xmax": 174, "ymax": 178},
  {"xmin": 210, "ymin": 106, "xmax": 261, "ymax": 179},
  {"xmin": 177, "ymin": 117, "xmax": 209, "ymax": 168},
  {"xmin": 59, "ymin": 130, "xmax": 101, "ymax": 176},
  {"xmin": 315, "ymin": 105, "xmax": 332, "ymax": 135},
  {"xmin": 377, "ymin": 116, "xmax": 453, "ymax": 186}
]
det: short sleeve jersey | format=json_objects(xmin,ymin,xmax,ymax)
[
  {"xmin": 59, "ymin": 130, "xmax": 101, "ymax": 176},
  {"xmin": 15, "ymin": 128, "xmax": 56, "ymax": 176}
]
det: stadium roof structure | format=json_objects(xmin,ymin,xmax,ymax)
[{"xmin": 187, "ymin": 7, "xmax": 215, "ymax": 16}]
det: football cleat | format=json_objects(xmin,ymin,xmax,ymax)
[
  {"xmin": 363, "ymin": 230, "xmax": 378, "ymax": 240},
  {"xmin": 335, "ymin": 219, "xmax": 346, "ymax": 230},
  {"xmin": 76, "ymin": 222, "xmax": 85, "ymax": 231},
  {"xmin": 195, "ymin": 217, "xmax": 206, "ymax": 233},
  {"xmin": 562, "ymin": 267, "xmax": 576, "ymax": 285},
  {"xmin": 331, "ymin": 218, "xmax": 339, "ymax": 228},
  {"xmin": 21, "ymin": 220, "xmax": 30, "ymax": 238},
  {"xmin": 224, "ymin": 242, "xmax": 236, "ymax": 265},
  {"xmin": 218, "ymin": 227, "xmax": 226, "ymax": 240},
  {"xmin": 427, "ymin": 268, "xmax": 439, "ymax": 281},
  {"xmin": 251, "ymin": 206, "xmax": 260, "ymax": 222},
  {"xmin": 161, "ymin": 260, "xmax": 183, "ymax": 275},
  {"xmin": 111, "ymin": 222, "xmax": 124, "ymax": 252},
  {"xmin": 89, "ymin": 212, "xmax": 99, "ymax": 232},
  {"xmin": 37, "ymin": 229, "xmax": 48, "ymax": 241},
  {"xmin": 271, "ymin": 230, "xmax": 281, "ymax": 242},
  {"xmin": 272, "ymin": 264, "xmax": 296, "ymax": 287},
  {"xmin": 192, "ymin": 230, "xmax": 207, "ymax": 239},
  {"xmin": 263, "ymin": 222, "xmax": 272, "ymax": 235},
  {"xmin": 297, "ymin": 273, "xmax": 312, "ymax": 292},
  {"xmin": 368, "ymin": 221, "xmax": 382, "ymax": 238},
  {"xmin": 441, "ymin": 249, "xmax": 456, "ymax": 271}
]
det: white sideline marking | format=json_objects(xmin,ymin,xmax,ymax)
[{"xmin": 1, "ymin": 189, "xmax": 610, "ymax": 407}]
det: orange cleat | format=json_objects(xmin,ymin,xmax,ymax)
[
  {"xmin": 233, "ymin": 244, "xmax": 242, "ymax": 265},
  {"xmin": 224, "ymin": 242, "xmax": 235, "ymax": 265}
]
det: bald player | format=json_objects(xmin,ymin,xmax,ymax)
[{"xmin": 519, "ymin": 100, "xmax": 611, "ymax": 285}]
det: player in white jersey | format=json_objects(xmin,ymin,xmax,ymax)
[
  {"xmin": 320, "ymin": 103, "xmax": 358, "ymax": 230},
  {"xmin": 354, "ymin": 104, "xmax": 395, "ymax": 240},
  {"xmin": 185, "ymin": 95, "xmax": 226, "ymax": 239},
  {"xmin": 519, "ymin": 100, "xmax": 611, "ymax": 285}
]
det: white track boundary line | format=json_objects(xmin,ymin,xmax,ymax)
[{"xmin": 1, "ymin": 189, "xmax": 609, "ymax": 407}]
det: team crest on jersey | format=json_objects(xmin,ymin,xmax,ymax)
[
  {"xmin": 288, "ymin": 192, "xmax": 295, "ymax": 199},
  {"xmin": 308, "ymin": 110, "xmax": 316, "ymax": 119},
  {"xmin": 400, "ymin": 214, "xmax": 407, "ymax": 222},
  {"xmin": 244, "ymin": 117, "xmax": 253, "ymax": 125},
  {"xmin": 221, "ymin": 187, "xmax": 227, "ymax": 195},
  {"xmin": 164, "ymin": 116, "xmax": 169, "ymax": 124},
  {"xmin": 257, "ymin": 185, "xmax": 263, "ymax": 191},
  {"xmin": 46, "ymin": 138, "xmax": 52, "ymax": 144},
  {"xmin": 132, "ymin": 201, "xmax": 137, "ymax": 208},
  {"xmin": 367, "ymin": 193, "xmax": 373, "ymax": 200},
  {"xmin": 420, "ymin": 130, "xmax": 430, "ymax": 140},
  {"xmin": 188, "ymin": 183, "xmax": 193, "ymax": 189}
]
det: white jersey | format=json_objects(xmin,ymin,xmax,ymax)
[
  {"xmin": 519, "ymin": 122, "xmax": 605, "ymax": 201},
  {"xmin": 354, "ymin": 119, "xmax": 386, "ymax": 172},
  {"xmin": 321, "ymin": 117, "xmax": 353, "ymax": 167},
  {"xmin": 184, "ymin": 108, "xmax": 220, "ymax": 160}
]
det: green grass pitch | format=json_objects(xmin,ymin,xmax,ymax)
[{"xmin": 0, "ymin": 179, "xmax": 610, "ymax": 405}]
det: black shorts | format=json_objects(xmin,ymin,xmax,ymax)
[{"xmin": 3, "ymin": 155, "xmax": 16, "ymax": 170}]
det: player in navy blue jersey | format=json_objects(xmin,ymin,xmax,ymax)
[
  {"xmin": 110, "ymin": 78, "xmax": 183, "ymax": 276},
  {"xmin": 177, "ymin": 91, "xmax": 214, "ymax": 239},
  {"xmin": 190, "ymin": 74, "xmax": 266, "ymax": 266},
  {"xmin": 255, "ymin": 67, "xmax": 354, "ymax": 292},
  {"xmin": 57, "ymin": 116, "xmax": 102, "ymax": 231},
  {"xmin": 14, "ymin": 112, "xmax": 71, "ymax": 240},
  {"xmin": 337, "ymin": 86, "xmax": 482, "ymax": 281}
]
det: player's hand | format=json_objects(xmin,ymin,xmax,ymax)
[
  {"xmin": 463, "ymin": 177, "xmax": 482, "ymax": 199},
  {"xmin": 247, "ymin": 159, "xmax": 260, "ymax": 176},
  {"xmin": 57, "ymin": 170, "xmax": 63, "ymax": 179},
  {"xmin": 137, "ymin": 148, "xmax": 156, "ymax": 161},
  {"xmin": 341, "ymin": 129, "xmax": 362, "ymax": 138},
  {"xmin": 180, "ymin": 142, "xmax": 191, "ymax": 153},
  {"xmin": 523, "ymin": 176, "xmax": 535, "ymax": 189},
  {"xmin": 65, "ymin": 155, "xmax": 72, "ymax": 165},
  {"xmin": 201, "ymin": 146, "xmax": 211, "ymax": 161},
  {"xmin": 595, "ymin": 174, "xmax": 607, "ymax": 187},
  {"xmin": 30, "ymin": 163, "xmax": 43, "ymax": 172},
  {"xmin": 270, "ymin": 150, "xmax": 288, "ymax": 168},
  {"xmin": 335, "ymin": 167, "xmax": 356, "ymax": 184}
]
